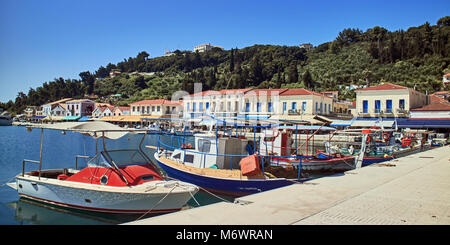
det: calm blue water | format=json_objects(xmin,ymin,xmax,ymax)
[{"xmin": 0, "ymin": 126, "xmax": 231, "ymax": 225}]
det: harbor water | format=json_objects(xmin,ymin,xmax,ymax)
[{"xmin": 0, "ymin": 126, "xmax": 233, "ymax": 225}]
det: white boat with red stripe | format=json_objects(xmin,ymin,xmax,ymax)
[{"xmin": 7, "ymin": 122, "xmax": 198, "ymax": 214}]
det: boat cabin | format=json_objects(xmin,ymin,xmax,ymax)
[{"xmin": 169, "ymin": 134, "xmax": 251, "ymax": 170}]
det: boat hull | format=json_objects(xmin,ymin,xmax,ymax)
[
  {"xmin": 15, "ymin": 175, "xmax": 196, "ymax": 214},
  {"xmin": 155, "ymin": 155, "xmax": 296, "ymax": 197},
  {"xmin": 270, "ymin": 155, "xmax": 356, "ymax": 173},
  {"xmin": 0, "ymin": 118, "xmax": 12, "ymax": 126}
]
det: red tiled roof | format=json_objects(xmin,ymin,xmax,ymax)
[
  {"xmin": 411, "ymin": 95, "xmax": 450, "ymax": 111},
  {"xmin": 186, "ymin": 90, "xmax": 221, "ymax": 97},
  {"xmin": 280, "ymin": 88, "xmax": 325, "ymax": 97},
  {"xmin": 219, "ymin": 88, "xmax": 253, "ymax": 94},
  {"xmin": 244, "ymin": 89, "xmax": 288, "ymax": 97},
  {"xmin": 130, "ymin": 99, "xmax": 181, "ymax": 106},
  {"xmin": 432, "ymin": 91, "xmax": 449, "ymax": 95},
  {"xmin": 355, "ymin": 83, "xmax": 408, "ymax": 91},
  {"xmin": 114, "ymin": 106, "xmax": 130, "ymax": 111}
]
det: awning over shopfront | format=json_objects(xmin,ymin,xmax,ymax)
[
  {"xmin": 396, "ymin": 119, "xmax": 450, "ymax": 129},
  {"xmin": 62, "ymin": 115, "xmax": 81, "ymax": 121},
  {"xmin": 330, "ymin": 120, "xmax": 353, "ymax": 127},
  {"xmin": 31, "ymin": 116, "xmax": 46, "ymax": 120},
  {"xmin": 269, "ymin": 115, "xmax": 325, "ymax": 125},
  {"xmin": 78, "ymin": 116, "xmax": 92, "ymax": 122},
  {"xmin": 42, "ymin": 116, "xmax": 64, "ymax": 121}
]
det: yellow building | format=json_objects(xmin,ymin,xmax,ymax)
[
  {"xmin": 355, "ymin": 83, "xmax": 428, "ymax": 118},
  {"xmin": 278, "ymin": 88, "xmax": 334, "ymax": 116}
]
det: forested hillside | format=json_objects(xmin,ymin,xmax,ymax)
[{"xmin": 2, "ymin": 16, "xmax": 449, "ymax": 114}]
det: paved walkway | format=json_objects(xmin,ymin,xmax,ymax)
[{"xmin": 125, "ymin": 145, "xmax": 450, "ymax": 225}]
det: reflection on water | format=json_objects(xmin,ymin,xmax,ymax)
[{"xmin": 6, "ymin": 190, "xmax": 234, "ymax": 225}]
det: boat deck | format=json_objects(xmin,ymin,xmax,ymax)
[{"xmin": 125, "ymin": 145, "xmax": 450, "ymax": 225}]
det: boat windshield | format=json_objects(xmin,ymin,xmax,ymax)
[{"xmin": 87, "ymin": 150, "xmax": 149, "ymax": 168}]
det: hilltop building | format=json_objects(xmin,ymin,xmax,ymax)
[
  {"xmin": 443, "ymin": 73, "xmax": 450, "ymax": 85},
  {"xmin": 300, "ymin": 43, "xmax": 313, "ymax": 51},
  {"xmin": 193, "ymin": 43, "xmax": 224, "ymax": 53}
]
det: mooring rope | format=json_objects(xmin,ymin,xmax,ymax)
[
  {"xmin": 0, "ymin": 175, "xmax": 17, "ymax": 188},
  {"xmin": 135, "ymin": 183, "xmax": 179, "ymax": 221}
]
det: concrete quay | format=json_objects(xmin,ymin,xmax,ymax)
[{"xmin": 125, "ymin": 145, "xmax": 450, "ymax": 225}]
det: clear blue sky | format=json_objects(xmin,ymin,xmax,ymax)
[{"xmin": 0, "ymin": 0, "xmax": 449, "ymax": 103}]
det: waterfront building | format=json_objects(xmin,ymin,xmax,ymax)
[
  {"xmin": 130, "ymin": 99, "xmax": 182, "ymax": 117},
  {"xmin": 92, "ymin": 105, "xmax": 114, "ymax": 117},
  {"xmin": 50, "ymin": 104, "xmax": 67, "ymax": 117},
  {"xmin": 42, "ymin": 98, "xmax": 73, "ymax": 117},
  {"xmin": 242, "ymin": 89, "xmax": 288, "ymax": 119},
  {"xmin": 355, "ymin": 83, "xmax": 428, "ymax": 118},
  {"xmin": 278, "ymin": 88, "xmax": 334, "ymax": 116},
  {"xmin": 410, "ymin": 95, "xmax": 450, "ymax": 120},
  {"xmin": 112, "ymin": 106, "xmax": 130, "ymax": 116},
  {"xmin": 65, "ymin": 99, "xmax": 95, "ymax": 117},
  {"xmin": 396, "ymin": 95, "xmax": 450, "ymax": 131}
]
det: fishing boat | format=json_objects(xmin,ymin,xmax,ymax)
[
  {"xmin": 258, "ymin": 126, "xmax": 356, "ymax": 173},
  {"xmin": 7, "ymin": 121, "xmax": 198, "ymax": 214},
  {"xmin": 152, "ymin": 119, "xmax": 311, "ymax": 197},
  {"xmin": 0, "ymin": 111, "xmax": 12, "ymax": 126}
]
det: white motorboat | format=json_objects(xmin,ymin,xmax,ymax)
[{"xmin": 7, "ymin": 121, "xmax": 198, "ymax": 214}]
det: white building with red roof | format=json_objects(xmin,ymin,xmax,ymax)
[
  {"xmin": 183, "ymin": 88, "xmax": 253, "ymax": 119},
  {"xmin": 355, "ymin": 82, "xmax": 428, "ymax": 118},
  {"xmin": 92, "ymin": 105, "xmax": 115, "ymax": 117},
  {"xmin": 129, "ymin": 99, "xmax": 182, "ymax": 116},
  {"xmin": 112, "ymin": 106, "xmax": 130, "ymax": 116},
  {"xmin": 443, "ymin": 73, "xmax": 450, "ymax": 85}
]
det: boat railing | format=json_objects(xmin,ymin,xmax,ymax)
[
  {"xmin": 75, "ymin": 155, "xmax": 95, "ymax": 170},
  {"xmin": 22, "ymin": 159, "xmax": 41, "ymax": 178}
]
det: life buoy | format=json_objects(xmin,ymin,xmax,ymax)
[{"xmin": 383, "ymin": 133, "xmax": 390, "ymax": 141}]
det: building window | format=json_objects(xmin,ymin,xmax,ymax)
[
  {"xmin": 193, "ymin": 102, "xmax": 196, "ymax": 112},
  {"xmin": 399, "ymin": 99, "xmax": 405, "ymax": 110},
  {"xmin": 328, "ymin": 104, "xmax": 331, "ymax": 114},
  {"xmin": 187, "ymin": 103, "xmax": 190, "ymax": 112},
  {"xmin": 256, "ymin": 102, "xmax": 261, "ymax": 112},
  {"xmin": 152, "ymin": 106, "xmax": 155, "ymax": 112},
  {"xmin": 157, "ymin": 106, "xmax": 160, "ymax": 112},
  {"xmin": 362, "ymin": 100, "xmax": 368, "ymax": 113},
  {"xmin": 268, "ymin": 102, "xmax": 273, "ymax": 112},
  {"xmin": 206, "ymin": 102, "xmax": 210, "ymax": 111},
  {"xmin": 302, "ymin": 102, "xmax": 307, "ymax": 113},
  {"xmin": 315, "ymin": 102, "xmax": 318, "ymax": 113},
  {"xmin": 292, "ymin": 102, "xmax": 297, "ymax": 110},
  {"xmin": 246, "ymin": 103, "xmax": 250, "ymax": 112},
  {"xmin": 199, "ymin": 102, "xmax": 203, "ymax": 112},
  {"xmin": 375, "ymin": 100, "xmax": 381, "ymax": 113},
  {"xmin": 386, "ymin": 100, "xmax": 392, "ymax": 113},
  {"xmin": 283, "ymin": 102, "xmax": 287, "ymax": 113}
]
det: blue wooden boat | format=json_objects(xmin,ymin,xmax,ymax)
[{"xmin": 152, "ymin": 130, "xmax": 309, "ymax": 197}]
